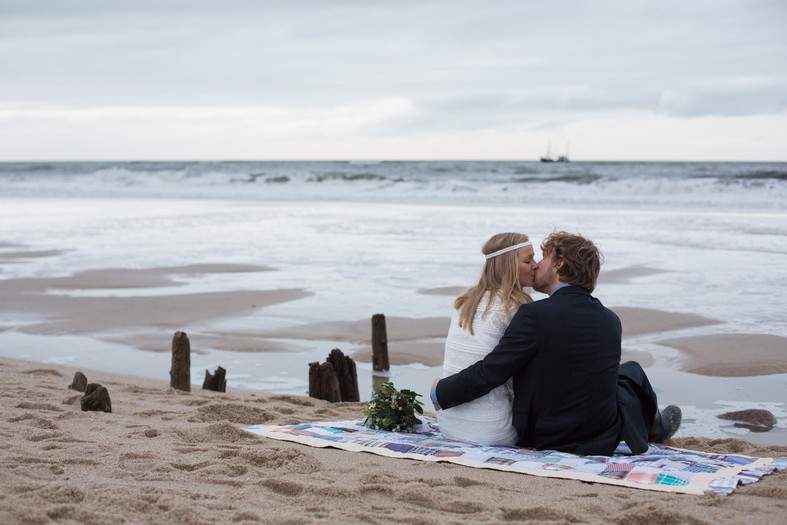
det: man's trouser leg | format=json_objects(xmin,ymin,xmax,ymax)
[{"xmin": 616, "ymin": 361, "xmax": 659, "ymax": 454}]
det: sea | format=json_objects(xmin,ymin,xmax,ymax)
[{"xmin": 1, "ymin": 160, "xmax": 786, "ymax": 443}]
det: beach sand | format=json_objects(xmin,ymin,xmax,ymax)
[
  {"xmin": 656, "ymin": 334, "xmax": 787, "ymax": 377},
  {"xmin": 0, "ymin": 264, "xmax": 308, "ymax": 338},
  {"xmin": 1, "ymin": 356, "xmax": 785, "ymax": 525}
]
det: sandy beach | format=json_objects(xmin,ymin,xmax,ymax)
[
  {"xmin": 0, "ymin": 356, "xmax": 785, "ymax": 524},
  {"xmin": 2, "ymin": 0, "xmax": 786, "ymax": 517}
]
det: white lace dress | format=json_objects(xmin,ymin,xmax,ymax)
[{"xmin": 437, "ymin": 293, "xmax": 519, "ymax": 446}]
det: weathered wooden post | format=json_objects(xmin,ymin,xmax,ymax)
[
  {"xmin": 327, "ymin": 348, "xmax": 359, "ymax": 402},
  {"xmin": 308, "ymin": 361, "xmax": 341, "ymax": 402},
  {"xmin": 69, "ymin": 371, "xmax": 88, "ymax": 392},
  {"xmin": 170, "ymin": 331, "xmax": 191, "ymax": 392},
  {"xmin": 81, "ymin": 383, "xmax": 112, "ymax": 412},
  {"xmin": 371, "ymin": 313, "xmax": 390, "ymax": 372},
  {"xmin": 202, "ymin": 366, "xmax": 227, "ymax": 392}
]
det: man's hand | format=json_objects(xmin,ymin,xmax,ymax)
[{"xmin": 431, "ymin": 377, "xmax": 441, "ymax": 410}]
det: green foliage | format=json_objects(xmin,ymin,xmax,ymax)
[{"xmin": 363, "ymin": 381, "xmax": 424, "ymax": 433}]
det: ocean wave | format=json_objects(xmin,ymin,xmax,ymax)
[
  {"xmin": 733, "ymin": 170, "xmax": 787, "ymax": 181},
  {"xmin": 308, "ymin": 171, "xmax": 395, "ymax": 182},
  {"xmin": 514, "ymin": 173, "xmax": 602, "ymax": 184},
  {"xmin": 1, "ymin": 161, "xmax": 785, "ymax": 211}
]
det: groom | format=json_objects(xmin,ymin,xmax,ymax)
[{"xmin": 432, "ymin": 232, "xmax": 681, "ymax": 455}]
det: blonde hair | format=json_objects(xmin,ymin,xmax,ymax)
[{"xmin": 454, "ymin": 232, "xmax": 533, "ymax": 335}]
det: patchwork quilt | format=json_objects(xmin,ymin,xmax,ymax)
[{"xmin": 243, "ymin": 417, "xmax": 786, "ymax": 495}]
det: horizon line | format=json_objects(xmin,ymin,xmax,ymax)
[{"xmin": 1, "ymin": 158, "xmax": 786, "ymax": 164}]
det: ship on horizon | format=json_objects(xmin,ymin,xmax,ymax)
[{"xmin": 540, "ymin": 143, "xmax": 570, "ymax": 163}]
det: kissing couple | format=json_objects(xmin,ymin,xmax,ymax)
[{"xmin": 431, "ymin": 231, "xmax": 681, "ymax": 455}]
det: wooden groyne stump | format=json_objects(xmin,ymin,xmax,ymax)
[
  {"xmin": 371, "ymin": 313, "xmax": 390, "ymax": 372},
  {"xmin": 309, "ymin": 361, "xmax": 342, "ymax": 403},
  {"xmin": 170, "ymin": 331, "xmax": 191, "ymax": 392},
  {"xmin": 69, "ymin": 371, "xmax": 88, "ymax": 392},
  {"xmin": 203, "ymin": 366, "xmax": 227, "ymax": 392},
  {"xmin": 327, "ymin": 348, "xmax": 359, "ymax": 402},
  {"xmin": 309, "ymin": 348, "xmax": 359, "ymax": 403},
  {"xmin": 81, "ymin": 383, "xmax": 112, "ymax": 412}
]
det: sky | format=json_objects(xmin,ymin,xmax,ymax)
[{"xmin": 1, "ymin": 0, "xmax": 785, "ymax": 161}]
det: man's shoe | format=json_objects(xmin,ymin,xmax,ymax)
[{"xmin": 651, "ymin": 405, "xmax": 682, "ymax": 443}]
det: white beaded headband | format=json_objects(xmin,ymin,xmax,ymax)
[{"xmin": 485, "ymin": 241, "xmax": 532, "ymax": 259}]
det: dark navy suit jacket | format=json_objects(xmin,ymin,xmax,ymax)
[{"xmin": 435, "ymin": 285, "xmax": 624, "ymax": 455}]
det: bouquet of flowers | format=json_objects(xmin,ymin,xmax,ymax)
[{"xmin": 363, "ymin": 381, "xmax": 424, "ymax": 432}]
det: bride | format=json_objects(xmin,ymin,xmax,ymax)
[{"xmin": 436, "ymin": 232, "xmax": 536, "ymax": 446}]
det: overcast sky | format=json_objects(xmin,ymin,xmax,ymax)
[{"xmin": 1, "ymin": 0, "xmax": 785, "ymax": 161}]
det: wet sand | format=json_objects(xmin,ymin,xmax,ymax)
[
  {"xmin": 612, "ymin": 306, "xmax": 721, "ymax": 337},
  {"xmin": 0, "ymin": 262, "xmax": 781, "ymax": 379},
  {"xmin": 1, "ymin": 356, "xmax": 785, "ymax": 524},
  {"xmin": 0, "ymin": 259, "xmax": 785, "ymax": 441},
  {"xmin": 0, "ymin": 264, "xmax": 310, "ymax": 346},
  {"xmin": 257, "ymin": 316, "xmax": 450, "ymax": 367},
  {"xmin": 657, "ymin": 334, "xmax": 787, "ymax": 377}
]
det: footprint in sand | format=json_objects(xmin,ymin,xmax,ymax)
[
  {"xmin": 260, "ymin": 478, "xmax": 305, "ymax": 496},
  {"xmin": 193, "ymin": 403, "xmax": 275, "ymax": 425},
  {"xmin": 10, "ymin": 413, "xmax": 54, "ymax": 426},
  {"xmin": 501, "ymin": 506, "xmax": 580, "ymax": 522},
  {"xmin": 132, "ymin": 409, "xmax": 180, "ymax": 418},
  {"xmin": 174, "ymin": 446, "xmax": 209, "ymax": 454},
  {"xmin": 273, "ymin": 407, "xmax": 296, "ymax": 415},
  {"xmin": 6, "ymin": 456, "xmax": 65, "ymax": 480},
  {"xmin": 15, "ymin": 402, "xmax": 64, "ymax": 412},
  {"xmin": 34, "ymin": 484, "xmax": 85, "ymax": 504},
  {"xmin": 170, "ymin": 460, "xmax": 212, "ymax": 472},
  {"xmin": 396, "ymin": 485, "xmax": 487, "ymax": 514},
  {"xmin": 232, "ymin": 512, "xmax": 261, "ymax": 522},
  {"xmin": 183, "ymin": 399, "xmax": 211, "ymax": 407},
  {"xmin": 267, "ymin": 394, "xmax": 316, "ymax": 407},
  {"xmin": 204, "ymin": 462, "xmax": 248, "ymax": 478},
  {"xmin": 22, "ymin": 368, "xmax": 63, "ymax": 377},
  {"xmin": 175, "ymin": 422, "xmax": 261, "ymax": 444},
  {"xmin": 453, "ymin": 476, "xmax": 486, "ymax": 488},
  {"xmin": 240, "ymin": 446, "xmax": 321, "ymax": 474}
]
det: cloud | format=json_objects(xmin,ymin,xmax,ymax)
[
  {"xmin": 0, "ymin": 98, "xmax": 420, "ymax": 147},
  {"xmin": 0, "ymin": 1, "xmax": 785, "ymax": 159},
  {"xmin": 658, "ymin": 77, "xmax": 787, "ymax": 117}
]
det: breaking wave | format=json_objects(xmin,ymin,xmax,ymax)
[{"xmin": 0, "ymin": 160, "xmax": 785, "ymax": 211}]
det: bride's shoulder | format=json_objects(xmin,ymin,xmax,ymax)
[
  {"xmin": 475, "ymin": 294, "xmax": 509, "ymax": 329},
  {"xmin": 484, "ymin": 293, "xmax": 509, "ymax": 312}
]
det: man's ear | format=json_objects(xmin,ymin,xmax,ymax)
[{"xmin": 554, "ymin": 258, "xmax": 564, "ymax": 270}]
